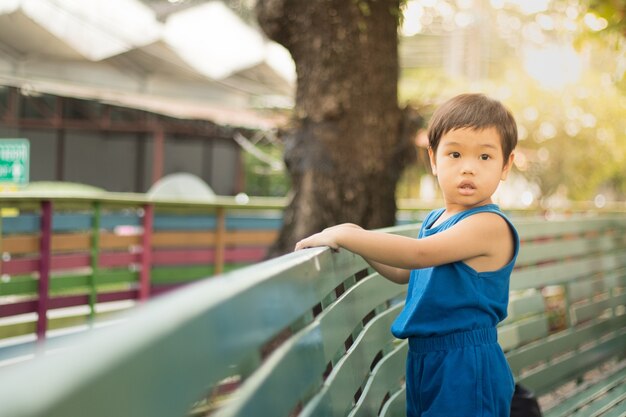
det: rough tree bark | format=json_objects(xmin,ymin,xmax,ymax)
[{"xmin": 257, "ymin": 0, "xmax": 421, "ymax": 256}]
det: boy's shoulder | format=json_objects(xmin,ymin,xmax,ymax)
[{"xmin": 456, "ymin": 210, "xmax": 518, "ymax": 251}]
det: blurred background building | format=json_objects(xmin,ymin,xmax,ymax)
[
  {"xmin": 0, "ymin": 0, "xmax": 295, "ymax": 194},
  {"xmin": 2, "ymin": 0, "xmax": 623, "ymax": 207}
]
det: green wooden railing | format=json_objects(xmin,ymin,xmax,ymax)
[{"xmin": 0, "ymin": 215, "xmax": 624, "ymax": 416}]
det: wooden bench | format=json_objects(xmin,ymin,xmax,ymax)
[
  {"xmin": 501, "ymin": 217, "xmax": 626, "ymax": 417},
  {"xmin": 0, "ymin": 216, "xmax": 624, "ymax": 417}
]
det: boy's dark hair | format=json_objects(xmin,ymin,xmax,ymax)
[{"xmin": 428, "ymin": 93, "xmax": 518, "ymax": 161}]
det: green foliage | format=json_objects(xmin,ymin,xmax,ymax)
[
  {"xmin": 399, "ymin": 68, "xmax": 465, "ymax": 106},
  {"xmin": 588, "ymin": 0, "xmax": 626, "ymax": 35},
  {"xmin": 397, "ymin": 0, "xmax": 626, "ymax": 204},
  {"xmin": 242, "ymin": 142, "xmax": 290, "ymax": 197},
  {"xmin": 395, "ymin": 149, "xmax": 432, "ymax": 200},
  {"xmin": 493, "ymin": 58, "xmax": 626, "ymax": 201}
]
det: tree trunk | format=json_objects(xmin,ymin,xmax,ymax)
[{"xmin": 257, "ymin": 0, "xmax": 421, "ymax": 257}]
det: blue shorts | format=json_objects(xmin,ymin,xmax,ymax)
[{"xmin": 406, "ymin": 328, "xmax": 515, "ymax": 417}]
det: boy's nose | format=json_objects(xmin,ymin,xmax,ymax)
[{"xmin": 461, "ymin": 163, "xmax": 476, "ymax": 174}]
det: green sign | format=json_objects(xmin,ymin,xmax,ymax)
[{"xmin": 0, "ymin": 139, "xmax": 29, "ymax": 184}]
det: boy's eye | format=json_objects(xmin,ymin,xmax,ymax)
[
  {"xmin": 449, "ymin": 152, "xmax": 461, "ymax": 159},
  {"xmin": 480, "ymin": 154, "xmax": 491, "ymax": 160}
]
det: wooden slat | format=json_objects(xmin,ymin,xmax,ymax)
[
  {"xmin": 2, "ymin": 233, "xmax": 272, "ymax": 258},
  {"xmin": 151, "ymin": 230, "xmax": 277, "ymax": 248},
  {"xmin": 99, "ymin": 252, "xmax": 141, "ymax": 268},
  {"xmin": 507, "ymin": 316, "xmax": 626, "ymax": 375},
  {"xmin": 612, "ymin": 292, "xmax": 626, "ymax": 310},
  {"xmin": 569, "ymin": 279, "xmax": 608, "ymax": 303},
  {"xmin": 594, "ymin": 399, "xmax": 626, "ymax": 417},
  {"xmin": 517, "ymin": 234, "xmax": 626, "ymax": 267},
  {"xmin": 223, "ymin": 247, "xmax": 267, "ymax": 263},
  {"xmin": 150, "ymin": 247, "xmax": 266, "ymax": 267},
  {"xmin": 153, "ymin": 214, "xmax": 215, "ymax": 231},
  {"xmin": 515, "ymin": 218, "xmax": 624, "ymax": 241},
  {"xmin": 225, "ymin": 216, "xmax": 282, "ymax": 231},
  {"xmin": 49, "ymin": 275, "xmax": 91, "ymax": 293},
  {"xmin": 301, "ymin": 305, "xmax": 403, "ymax": 417},
  {"xmin": 348, "ymin": 342, "xmax": 408, "ymax": 417},
  {"xmin": 0, "ymin": 321, "xmax": 37, "ymax": 340},
  {"xmin": 2, "ymin": 232, "xmax": 142, "ymax": 255},
  {"xmin": 571, "ymin": 297, "xmax": 612, "ymax": 324},
  {"xmin": 0, "ymin": 270, "xmax": 137, "ymax": 299},
  {"xmin": 1, "ymin": 257, "xmax": 38, "ymax": 275},
  {"xmin": 499, "ymin": 315, "xmax": 549, "ymax": 352},
  {"xmin": 570, "ymin": 381, "xmax": 626, "ymax": 417},
  {"xmin": 46, "ymin": 290, "xmax": 138, "ymax": 310},
  {"xmin": 151, "ymin": 231, "xmax": 213, "ymax": 247},
  {"xmin": 1, "ymin": 254, "xmax": 93, "ymax": 276},
  {"xmin": 379, "ymin": 386, "xmax": 406, "ymax": 417},
  {"xmin": 51, "ymin": 254, "xmax": 91, "ymax": 271},
  {"xmin": 99, "ymin": 233, "xmax": 141, "ymax": 250},
  {"xmin": 0, "ymin": 276, "xmax": 37, "ymax": 296},
  {"xmin": 504, "ymin": 292, "xmax": 545, "ymax": 323},
  {"xmin": 517, "ymin": 331, "xmax": 626, "ymax": 396},
  {"xmin": 100, "ymin": 213, "xmax": 141, "ymax": 230},
  {"xmin": 2, "ymin": 214, "xmax": 39, "ymax": 235},
  {"xmin": 511, "ymin": 253, "xmax": 626, "ymax": 291},
  {"xmin": 53, "ymin": 233, "xmax": 92, "ymax": 252},
  {"xmin": 152, "ymin": 214, "xmax": 282, "ymax": 231},
  {"xmin": 2, "ymin": 233, "xmax": 94, "ymax": 254},
  {"xmin": 150, "ymin": 266, "xmax": 214, "ymax": 284},
  {"xmin": 152, "ymin": 249, "xmax": 213, "ymax": 265},
  {"xmin": 225, "ymin": 230, "xmax": 277, "ymax": 246},
  {"xmin": 0, "ymin": 300, "xmax": 37, "ymax": 318},
  {"xmin": 544, "ymin": 364, "xmax": 626, "ymax": 417},
  {"xmin": 95, "ymin": 270, "xmax": 138, "ymax": 287},
  {"xmin": 0, "ymin": 302, "xmax": 137, "ymax": 341},
  {"xmin": 214, "ymin": 273, "xmax": 404, "ymax": 417},
  {"xmin": 2, "ymin": 234, "xmax": 39, "ymax": 254}
]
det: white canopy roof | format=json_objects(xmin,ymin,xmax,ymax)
[{"xmin": 0, "ymin": 0, "xmax": 295, "ymax": 128}]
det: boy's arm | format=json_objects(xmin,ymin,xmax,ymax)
[
  {"xmin": 363, "ymin": 259, "xmax": 412, "ymax": 284},
  {"xmin": 295, "ymin": 213, "xmax": 513, "ymax": 270},
  {"xmin": 315, "ymin": 224, "xmax": 411, "ymax": 284}
]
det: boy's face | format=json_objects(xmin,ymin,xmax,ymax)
[{"xmin": 428, "ymin": 127, "xmax": 514, "ymax": 212}]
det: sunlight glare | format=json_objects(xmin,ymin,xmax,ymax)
[
  {"xmin": 402, "ymin": 1, "xmax": 424, "ymax": 36},
  {"xmin": 583, "ymin": 13, "xmax": 608, "ymax": 31},
  {"xmin": 504, "ymin": 0, "xmax": 551, "ymax": 15},
  {"xmin": 523, "ymin": 44, "xmax": 582, "ymax": 89}
]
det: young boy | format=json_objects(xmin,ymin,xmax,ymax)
[{"xmin": 295, "ymin": 93, "xmax": 519, "ymax": 417}]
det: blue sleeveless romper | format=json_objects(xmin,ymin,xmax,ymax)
[{"xmin": 391, "ymin": 204, "xmax": 519, "ymax": 417}]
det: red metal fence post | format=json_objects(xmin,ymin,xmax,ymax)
[
  {"xmin": 140, "ymin": 204, "xmax": 153, "ymax": 300},
  {"xmin": 89, "ymin": 201, "xmax": 101, "ymax": 321},
  {"xmin": 214, "ymin": 207, "xmax": 226, "ymax": 275},
  {"xmin": 37, "ymin": 200, "xmax": 52, "ymax": 341}
]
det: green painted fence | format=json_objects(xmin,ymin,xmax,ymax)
[{"xmin": 0, "ymin": 215, "xmax": 624, "ymax": 416}]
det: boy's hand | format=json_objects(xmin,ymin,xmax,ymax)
[
  {"xmin": 323, "ymin": 223, "xmax": 362, "ymax": 231},
  {"xmin": 294, "ymin": 230, "xmax": 339, "ymax": 251},
  {"xmin": 294, "ymin": 223, "xmax": 361, "ymax": 251}
]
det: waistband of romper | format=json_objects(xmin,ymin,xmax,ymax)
[{"xmin": 408, "ymin": 327, "xmax": 497, "ymax": 353}]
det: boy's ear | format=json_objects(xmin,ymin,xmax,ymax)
[
  {"xmin": 428, "ymin": 147, "xmax": 437, "ymax": 176},
  {"xmin": 501, "ymin": 152, "xmax": 515, "ymax": 181}
]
